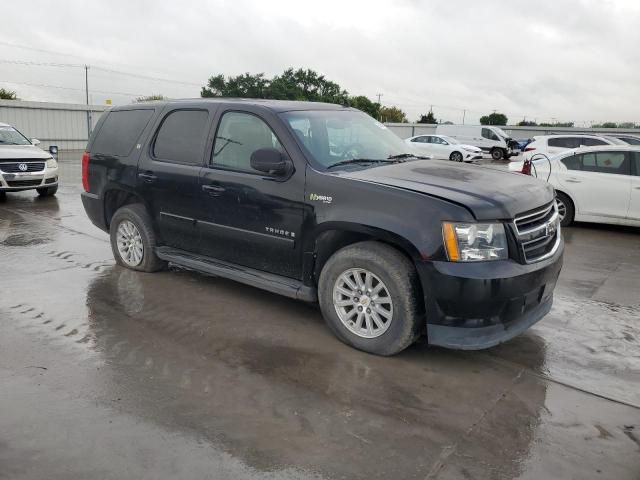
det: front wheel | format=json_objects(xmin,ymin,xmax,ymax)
[
  {"xmin": 491, "ymin": 148, "xmax": 504, "ymax": 160},
  {"xmin": 318, "ymin": 241, "xmax": 423, "ymax": 356},
  {"xmin": 555, "ymin": 192, "xmax": 574, "ymax": 227},
  {"xmin": 110, "ymin": 204, "xmax": 166, "ymax": 272},
  {"xmin": 450, "ymin": 151, "xmax": 464, "ymax": 162},
  {"xmin": 37, "ymin": 185, "xmax": 58, "ymax": 196}
]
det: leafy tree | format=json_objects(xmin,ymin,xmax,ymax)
[
  {"xmin": 592, "ymin": 122, "xmax": 617, "ymax": 128},
  {"xmin": 539, "ymin": 121, "xmax": 574, "ymax": 127},
  {"xmin": 517, "ymin": 120, "xmax": 537, "ymax": 126},
  {"xmin": 347, "ymin": 95, "xmax": 381, "ymax": 119},
  {"xmin": 379, "ymin": 106, "xmax": 408, "ymax": 123},
  {"xmin": 417, "ymin": 111, "xmax": 437, "ymax": 124},
  {"xmin": 480, "ymin": 112, "xmax": 508, "ymax": 125},
  {"xmin": 442, "ymin": 121, "xmax": 454, "ymax": 125},
  {"xmin": 201, "ymin": 68, "xmax": 348, "ymax": 104},
  {"xmin": 0, "ymin": 88, "xmax": 17, "ymax": 100},
  {"xmin": 135, "ymin": 94, "xmax": 166, "ymax": 102},
  {"xmin": 618, "ymin": 122, "xmax": 636, "ymax": 129}
]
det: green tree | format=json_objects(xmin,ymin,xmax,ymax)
[
  {"xmin": 135, "ymin": 94, "xmax": 166, "ymax": 102},
  {"xmin": 379, "ymin": 106, "xmax": 408, "ymax": 123},
  {"xmin": 618, "ymin": 122, "xmax": 636, "ymax": 129},
  {"xmin": 0, "ymin": 88, "xmax": 17, "ymax": 100},
  {"xmin": 417, "ymin": 111, "xmax": 437, "ymax": 124},
  {"xmin": 592, "ymin": 122, "xmax": 617, "ymax": 128},
  {"xmin": 517, "ymin": 120, "xmax": 537, "ymax": 126},
  {"xmin": 480, "ymin": 112, "xmax": 508, "ymax": 125},
  {"xmin": 348, "ymin": 95, "xmax": 381, "ymax": 118},
  {"xmin": 201, "ymin": 68, "xmax": 348, "ymax": 104}
]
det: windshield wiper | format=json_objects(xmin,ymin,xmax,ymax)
[
  {"xmin": 326, "ymin": 158, "xmax": 396, "ymax": 170},
  {"xmin": 387, "ymin": 153, "xmax": 429, "ymax": 160}
]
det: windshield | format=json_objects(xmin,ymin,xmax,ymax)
[
  {"xmin": 494, "ymin": 128, "xmax": 509, "ymax": 140},
  {"xmin": 438, "ymin": 135, "xmax": 460, "ymax": 144},
  {"xmin": 0, "ymin": 125, "xmax": 32, "ymax": 145},
  {"xmin": 280, "ymin": 110, "xmax": 411, "ymax": 169}
]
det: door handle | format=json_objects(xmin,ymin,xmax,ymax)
[
  {"xmin": 138, "ymin": 172, "xmax": 157, "ymax": 183},
  {"xmin": 202, "ymin": 184, "xmax": 225, "ymax": 196}
]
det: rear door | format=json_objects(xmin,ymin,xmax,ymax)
[
  {"xmin": 557, "ymin": 150, "xmax": 632, "ymax": 221},
  {"xmin": 137, "ymin": 105, "xmax": 216, "ymax": 251}
]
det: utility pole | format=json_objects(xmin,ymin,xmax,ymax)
[
  {"xmin": 376, "ymin": 93, "xmax": 383, "ymax": 104},
  {"xmin": 462, "ymin": 109, "xmax": 466, "ymax": 125},
  {"xmin": 85, "ymin": 65, "xmax": 91, "ymax": 139}
]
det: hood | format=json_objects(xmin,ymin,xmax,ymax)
[
  {"xmin": 338, "ymin": 160, "xmax": 554, "ymax": 220},
  {"xmin": 459, "ymin": 144, "xmax": 481, "ymax": 152},
  {"xmin": 0, "ymin": 145, "xmax": 51, "ymax": 160}
]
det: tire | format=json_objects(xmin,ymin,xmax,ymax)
[
  {"xmin": 110, "ymin": 204, "xmax": 166, "ymax": 272},
  {"xmin": 318, "ymin": 241, "xmax": 423, "ymax": 356},
  {"xmin": 449, "ymin": 151, "xmax": 463, "ymax": 162},
  {"xmin": 37, "ymin": 185, "xmax": 58, "ymax": 196},
  {"xmin": 555, "ymin": 192, "xmax": 574, "ymax": 227},
  {"xmin": 491, "ymin": 148, "xmax": 504, "ymax": 160}
]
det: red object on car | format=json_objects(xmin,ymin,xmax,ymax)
[{"xmin": 521, "ymin": 158, "xmax": 532, "ymax": 175}]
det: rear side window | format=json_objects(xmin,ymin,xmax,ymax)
[
  {"xmin": 153, "ymin": 110, "xmax": 210, "ymax": 165},
  {"xmin": 92, "ymin": 109, "xmax": 154, "ymax": 157},
  {"xmin": 560, "ymin": 154, "xmax": 581, "ymax": 170},
  {"xmin": 580, "ymin": 151, "xmax": 629, "ymax": 174},
  {"xmin": 548, "ymin": 137, "xmax": 573, "ymax": 148}
]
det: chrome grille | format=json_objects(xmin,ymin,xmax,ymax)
[
  {"xmin": 514, "ymin": 202, "xmax": 561, "ymax": 263},
  {"xmin": 0, "ymin": 161, "xmax": 46, "ymax": 173}
]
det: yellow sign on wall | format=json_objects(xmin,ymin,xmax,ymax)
[{"xmin": 105, "ymin": 99, "xmax": 112, "ymax": 105}]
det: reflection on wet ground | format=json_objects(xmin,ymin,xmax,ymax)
[{"xmin": 0, "ymin": 156, "xmax": 639, "ymax": 479}]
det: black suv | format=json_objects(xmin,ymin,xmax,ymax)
[{"xmin": 81, "ymin": 99, "xmax": 563, "ymax": 355}]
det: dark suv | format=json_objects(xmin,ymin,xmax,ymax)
[{"xmin": 81, "ymin": 99, "xmax": 563, "ymax": 355}]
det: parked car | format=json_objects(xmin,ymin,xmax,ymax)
[
  {"xmin": 509, "ymin": 145, "xmax": 640, "ymax": 227},
  {"xmin": 435, "ymin": 124, "xmax": 516, "ymax": 160},
  {"xmin": 0, "ymin": 122, "xmax": 59, "ymax": 197},
  {"xmin": 605, "ymin": 134, "xmax": 640, "ymax": 145},
  {"xmin": 405, "ymin": 134, "xmax": 483, "ymax": 162},
  {"xmin": 81, "ymin": 99, "xmax": 563, "ymax": 355},
  {"xmin": 522, "ymin": 134, "xmax": 624, "ymax": 161}
]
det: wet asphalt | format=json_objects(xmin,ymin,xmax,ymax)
[{"xmin": 0, "ymin": 155, "xmax": 639, "ymax": 480}]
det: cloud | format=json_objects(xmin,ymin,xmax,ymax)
[{"xmin": 0, "ymin": 0, "xmax": 638, "ymax": 125}]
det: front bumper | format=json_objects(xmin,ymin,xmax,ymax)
[
  {"xmin": 417, "ymin": 237, "xmax": 564, "ymax": 350},
  {"xmin": 0, "ymin": 167, "xmax": 59, "ymax": 191}
]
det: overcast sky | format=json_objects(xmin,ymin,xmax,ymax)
[{"xmin": 1, "ymin": 0, "xmax": 638, "ymax": 125}]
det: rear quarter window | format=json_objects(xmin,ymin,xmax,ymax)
[{"xmin": 91, "ymin": 109, "xmax": 154, "ymax": 157}]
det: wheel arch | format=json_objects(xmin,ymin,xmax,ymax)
[
  {"xmin": 103, "ymin": 185, "xmax": 152, "ymax": 230},
  {"xmin": 309, "ymin": 221, "xmax": 424, "ymax": 287}
]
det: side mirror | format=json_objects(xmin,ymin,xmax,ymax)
[
  {"xmin": 49, "ymin": 145, "xmax": 59, "ymax": 158},
  {"xmin": 31, "ymin": 138, "xmax": 41, "ymax": 146},
  {"xmin": 250, "ymin": 148, "xmax": 292, "ymax": 176}
]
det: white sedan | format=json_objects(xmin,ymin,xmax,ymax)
[
  {"xmin": 405, "ymin": 134, "xmax": 483, "ymax": 162},
  {"xmin": 509, "ymin": 145, "xmax": 640, "ymax": 227}
]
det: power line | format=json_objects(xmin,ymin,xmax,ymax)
[{"xmin": 0, "ymin": 79, "xmax": 146, "ymax": 97}]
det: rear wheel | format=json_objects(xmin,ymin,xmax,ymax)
[
  {"xmin": 318, "ymin": 241, "xmax": 423, "ymax": 356},
  {"xmin": 555, "ymin": 192, "xmax": 574, "ymax": 227},
  {"xmin": 491, "ymin": 148, "xmax": 504, "ymax": 160},
  {"xmin": 37, "ymin": 185, "xmax": 58, "ymax": 197},
  {"xmin": 449, "ymin": 151, "xmax": 463, "ymax": 162},
  {"xmin": 110, "ymin": 204, "xmax": 166, "ymax": 272}
]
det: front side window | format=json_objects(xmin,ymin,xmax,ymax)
[
  {"xmin": 153, "ymin": 110, "xmax": 210, "ymax": 165},
  {"xmin": 280, "ymin": 110, "xmax": 409, "ymax": 169},
  {"xmin": 481, "ymin": 128, "xmax": 499, "ymax": 141},
  {"xmin": 548, "ymin": 137, "xmax": 572, "ymax": 148},
  {"xmin": 0, "ymin": 125, "xmax": 32, "ymax": 146},
  {"xmin": 411, "ymin": 136, "xmax": 427, "ymax": 143},
  {"xmin": 212, "ymin": 111, "xmax": 284, "ymax": 173},
  {"xmin": 582, "ymin": 137, "xmax": 608, "ymax": 146}
]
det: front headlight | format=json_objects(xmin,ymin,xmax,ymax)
[
  {"xmin": 442, "ymin": 222, "xmax": 508, "ymax": 261},
  {"xmin": 46, "ymin": 158, "xmax": 58, "ymax": 168}
]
